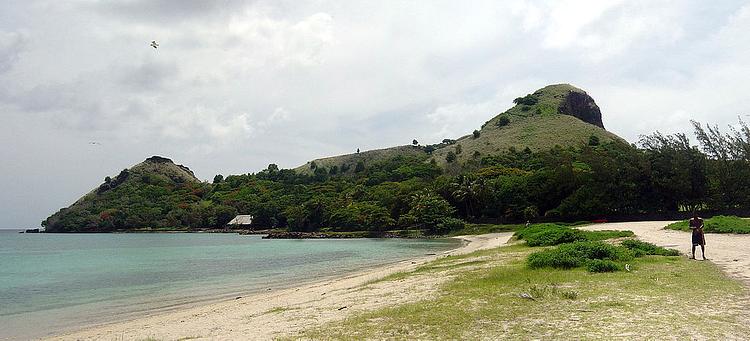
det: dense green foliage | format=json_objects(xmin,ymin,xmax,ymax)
[
  {"xmin": 666, "ymin": 215, "xmax": 750, "ymax": 234},
  {"xmin": 523, "ymin": 224, "xmax": 678, "ymax": 272},
  {"xmin": 621, "ymin": 239, "xmax": 680, "ymax": 256},
  {"xmin": 526, "ymin": 241, "xmax": 634, "ymax": 270}
]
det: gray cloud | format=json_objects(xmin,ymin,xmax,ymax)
[{"xmin": 1, "ymin": 0, "xmax": 750, "ymax": 228}]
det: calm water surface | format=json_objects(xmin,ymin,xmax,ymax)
[{"xmin": 0, "ymin": 230, "xmax": 460, "ymax": 340}]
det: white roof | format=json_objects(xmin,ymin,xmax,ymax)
[{"xmin": 227, "ymin": 215, "xmax": 253, "ymax": 225}]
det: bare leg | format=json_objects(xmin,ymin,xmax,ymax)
[
  {"xmin": 701, "ymin": 245, "xmax": 706, "ymax": 260},
  {"xmin": 691, "ymin": 245, "xmax": 696, "ymax": 259}
]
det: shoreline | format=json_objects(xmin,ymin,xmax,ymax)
[{"xmin": 44, "ymin": 233, "xmax": 512, "ymax": 340}]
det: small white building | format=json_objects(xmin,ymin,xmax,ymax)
[{"xmin": 227, "ymin": 215, "xmax": 253, "ymax": 228}]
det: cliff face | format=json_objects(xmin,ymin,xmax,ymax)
[{"xmin": 558, "ymin": 90, "xmax": 605, "ymax": 129}]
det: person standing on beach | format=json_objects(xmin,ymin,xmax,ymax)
[{"xmin": 689, "ymin": 213, "xmax": 706, "ymax": 260}]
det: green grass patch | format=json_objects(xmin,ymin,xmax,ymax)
[
  {"xmin": 298, "ymin": 244, "xmax": 749, "ymax": 339},
  {"xmin": 666, "ymin": 215, "xmax": 750, "ymax": 234},
  {"xmin": 515, "ymin": 223, "xmax": 633, "ymax": 246},
  {"xmin": 621, "ymin": 239, "xmax": 680, "ymax": 257}
]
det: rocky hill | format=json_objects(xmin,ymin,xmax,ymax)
[{"xmin": 295, "ymin": 84, "xmax": 624, "ymax": 175}]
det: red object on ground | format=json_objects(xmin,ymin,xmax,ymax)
[{"xmin": 591, "ymin": 219, "xmax": 608, "ymax": 223}]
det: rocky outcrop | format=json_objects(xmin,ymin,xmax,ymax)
[{"xmin": 558, "ymin": 91, "xmax": 605, "ymax": 129}]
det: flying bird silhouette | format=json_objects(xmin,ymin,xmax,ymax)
[
  {"xmin": 150, "ymin": 40, "xmax": 159, "ymax": 49},
  {"xmin": 89, "ymin": 141, "xmax": 101, "ymax": 146}
]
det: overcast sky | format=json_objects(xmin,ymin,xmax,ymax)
[{"xmin": 1, "ymin": 0, "xmax": 750, "ymax": 228}]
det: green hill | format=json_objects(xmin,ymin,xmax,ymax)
[
  {"xmin": 296, "ymin": 84, "xmax": 625, "ymax": 175},
  {"xmin": 42, "ymin": 156, "xmax": 232, "ymax": 232},
  {"xmin": 44, "ymin": 83, "xmax": 654, "ymax": 233}
]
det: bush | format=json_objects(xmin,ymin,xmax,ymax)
[
  {"xmin": 435, "ymin": 217, "xmax": 466, "ymax": 234},
  {"xmin": 621, "ymin": 239, "xmax": 680, "ymax": 257},
  {"xmin": 516, "ymin": 224, "xmax": 634, "ymax": 246},
  {"xmin": 513, "ymin": 94, "xmax": 538, "ymax": 106},
  {"xmin": 473, "ymin": 130, "xmax": 480, "ymax": 138},
  {"xmin": 495, "ymin": 116, "xmax": 510, "ymax": 127},
  {"xmin": 446, "ymin": 151, "xmax": 457, "ymax": 163},
  {"xmin": 523, "ymin": 226, "xmax": 585, "ymax": 247},
  {"xmin": 527, "ymin": 241, "xmax": 634, "ymax": 271},
  {"xmin": 580, "ymin": 230, "xmax": 634, "ymax": 241},
  {"xmin": 587, "ymin": 259, "xmax": 622, "ymax": 273}
]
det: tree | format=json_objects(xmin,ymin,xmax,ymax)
[
  {"xmin": 355, "ymin": 161, "xmax": 365, "ymax": 172},
  {"xmin": 455, "ymin": 144, "xmax": 462, "ymax": 154},
  {"xmin": 473, "ymin": 130, "xmax": 480, "ymax": 139},
  {"xmin": 267, "ymin": 163, "xmax": 279, "ymax": 172},
  {"xmin": 588, "ymin": 135, "xmax": 600, "ymax": 146},
  {"xmin": 639, "ymin": 131, "xmax": 708, "ymax": 212},
  {"xmin": 104, "ymin": 176, "xmax": 112, "ymax": 183},
  {"xmin": 496, "ymin": 115, "xmax": 510, "ymax": 127},
  {"xmin": 412, "ymin": 139, "xmax": 419, "ymax": 146},
  {"xmin": 513, "ymin": 94, "xmax": 538, "ymax": 105},
  {"xmin": 213, "ymin": 174, "xmax": 224, "ymax": 184},
  {"xmin": 406, "ymin": 192, "xmax": 458, "ymax": 234}
]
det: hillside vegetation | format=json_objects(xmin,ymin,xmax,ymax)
[
  {"xmin": 43, "ymin": 84, "xmax": 750, "ymax": 233},
  {"xmin": 296, "ymin": 84, "xmax": 622, "ymax": 175}
]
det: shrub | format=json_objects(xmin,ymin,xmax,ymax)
[
  {"xmin": 496, "ymin": 116, "xmax": 510, "ymax": 127},
  {"xmin": 513, "ymin": 94, "xmax": 538, "ymax": 106},
  {"xmin": 473, "ymin": 130, "xmax": 480, "ymax": 138},
  {"xmin": 435, "ymin": 217, "xmax": 466, "ymax": 234},
  {"xmin": 621, "ymin": 239, "xmax": 680, "ymax": 257},
  {"xmin": 516, "ymin": 224, "xmax": 585, "ymax": 246},
  {"xmin": 587, "ymin": 259, "xmax": 622, "ymax": 273},
  {"xmin": 526, "ymin": 241, "xmax": 634, "ymax": 271},
  {"xmin": 588, "ymin": 135, "xmax": 600, "ymax": 146},
  {"xmin": 580, "ymin": 230, "xmax": 634, "ymax": 241},
  {"xmin": 446, "ymin": 151, "xmax": 457, "ymax": 163}
]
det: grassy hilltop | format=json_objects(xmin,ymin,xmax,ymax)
[{"xmin": 296, "ymin": 84, "xmax": 624, "ymax": 175}]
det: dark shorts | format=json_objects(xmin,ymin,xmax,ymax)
[{"xmin": 692, "ymin": 232, "xmax": 705, "ymax": 246}]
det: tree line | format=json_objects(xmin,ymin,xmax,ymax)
[{"xmin": 43, "ymin": 119, "xmax": 750, "ymax": 234}]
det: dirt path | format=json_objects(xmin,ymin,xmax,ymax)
[
  {"xmin": 580, "ymin": 221, "xmax": 750, "ymax": 286},
  {"xmin": 46, "ymin": 233, "xmax": 513, "ymax": 341}
]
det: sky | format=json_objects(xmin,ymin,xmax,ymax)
[{"xmin": 1, "ymin": 0, "xmax": 750, "ymax": 228}]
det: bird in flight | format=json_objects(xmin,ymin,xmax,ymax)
[
  {"xmin": 89, "ymin": 141, "xmax": 101, "ymax": 146},
  {"xmin": 150, "ymin": 40, "xmax": 159, "ymax": 49}
]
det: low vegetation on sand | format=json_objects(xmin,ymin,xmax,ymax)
[
  {"xmin": 514, "ymin": 223, "xmax": 633, "ymax": 246},
  {"xmin": 296, "ymin": 230, "xmax": 749, "ymax": 339},
  {"xmin": 666, "ymin": 215, "xmax": 750, "ymax": 234}
]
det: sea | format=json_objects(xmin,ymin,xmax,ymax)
[{"xmin": 0, "ymin": 229, "xmax": 461, "ymax": 340}]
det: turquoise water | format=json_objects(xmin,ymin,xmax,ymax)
[{"xmin": 0, "ymin": 230, "xmax": 460, "ymax": 340}]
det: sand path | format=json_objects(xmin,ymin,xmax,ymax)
[
  {"xmin": 45, "ymin": 233, "xmax": 513, "ymax": 341},
  {"xmin": 580, "ymin": 221, "xmax": 750, "ymax": 286}
]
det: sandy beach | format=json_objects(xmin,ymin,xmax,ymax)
[
  {"xmin": 44, "ymin": 222, "xmax": 750, "ymax": 340},
  {"xmin": 580, "ymin": 221, "xmax": 750, "ymax": 286},
  {"xmin": 46, "ymin": 233, "xmax": 513, "ymax": 340}
]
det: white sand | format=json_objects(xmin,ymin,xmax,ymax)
[
  {"xmin": 580, "ymin": 221, "xmax": 750, "ymax": 286},
  {"xmin": 45, "ymin": 233, "xmax": 513, "ymax": 341}
]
